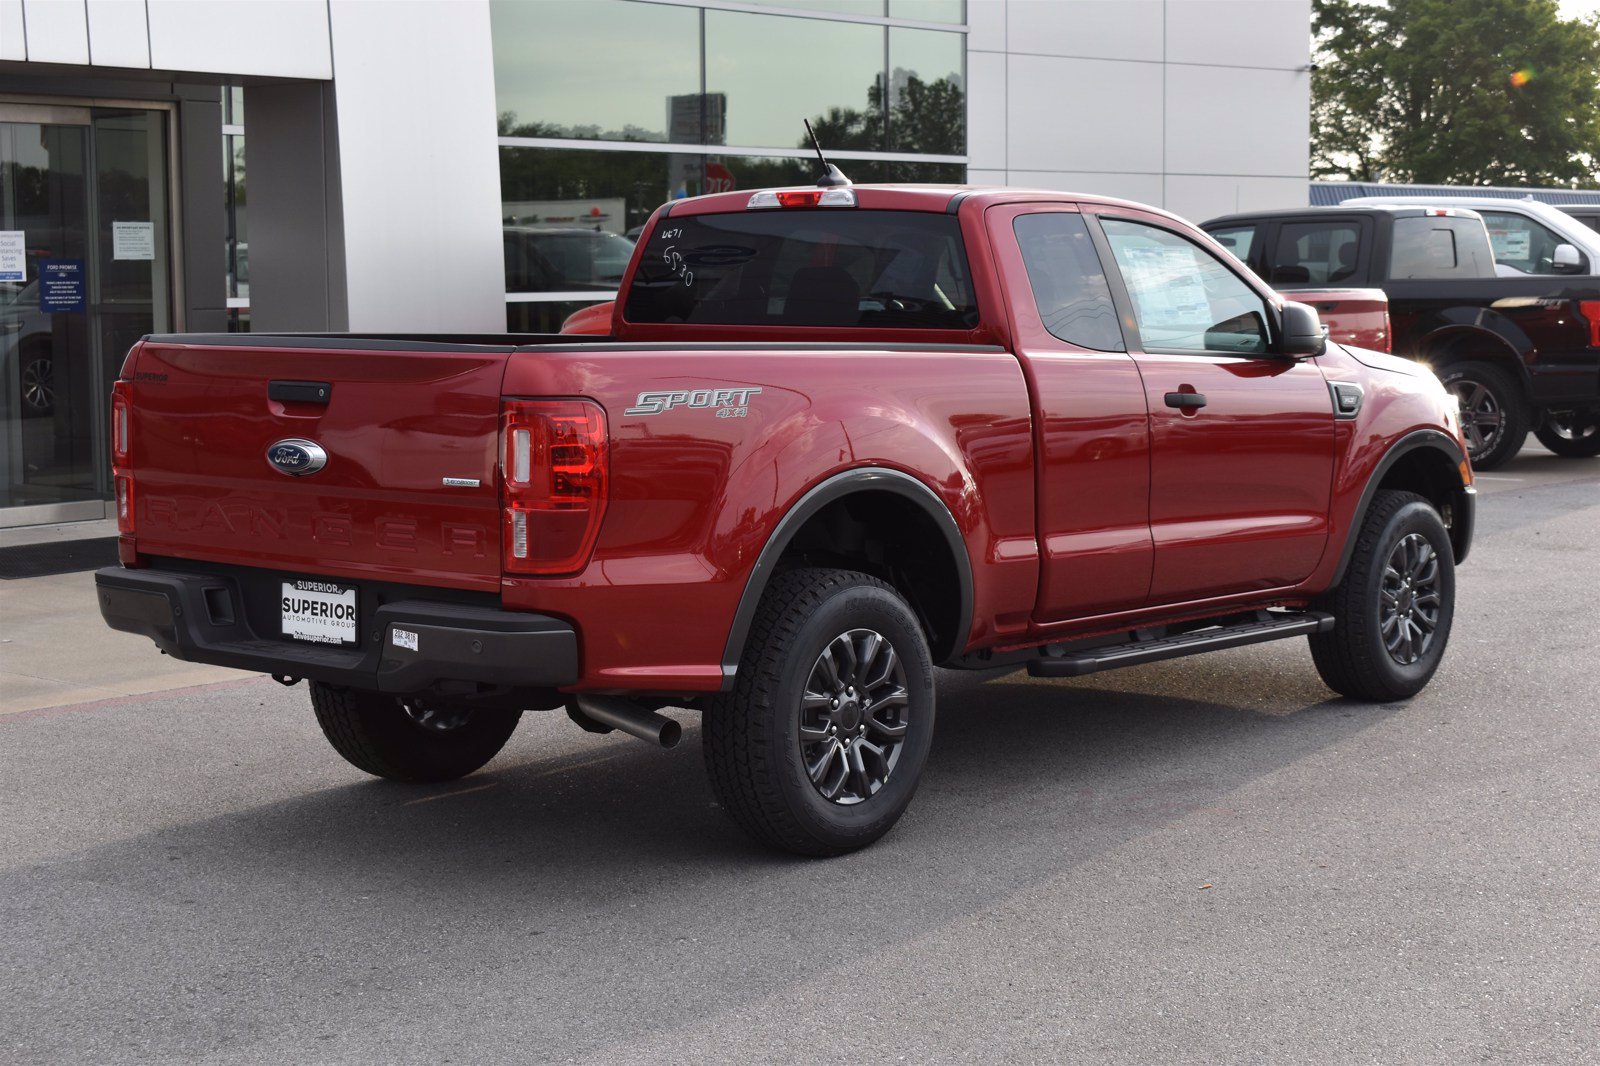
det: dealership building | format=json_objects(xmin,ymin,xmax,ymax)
[{"xmin": 0, "ymin": 0, "xmax": 1312, "ymax": 529}]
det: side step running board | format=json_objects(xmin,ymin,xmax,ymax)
[{"xmin": 1028, "ymin": 611, "xmax": 1334, "ymax": 679}]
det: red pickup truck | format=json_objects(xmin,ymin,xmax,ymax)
[{"xmin": 96, "ymin": 183, "xmax": 1475, "ymax": 855}]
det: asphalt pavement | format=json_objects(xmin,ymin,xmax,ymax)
[{"xmin": 2, "ymin": 443, "xmax": 1597, "ymax": 1064}]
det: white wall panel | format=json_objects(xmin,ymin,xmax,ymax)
[
  {"xmin": 966, "ymin": 169, "xmax": 1008, "ymax": 186},
  {"xmin": 1165, "ymin": 0, "xmax": 1310, "ymax": 69},
  {"xmin": 1162, "ymin": 174, "xmax": 1307, "ymax": 225},
  {"xmin": 20, "ymin": 0, "xmax": 89, "ymax": 65},
  {"xmin": 1164, "ymin": 64, "xmax": 1308, "ymax": 177},
  {"xmin": 967, "ymin": 0, "xmax": 1004, "ymax": 52},
  {"xmin": 86, "ymin": 0, "xmax": 149, "ymax": 68},
  {"xmin": 147, "ymin": 0, "xmax": 330, "ymax": 78},
  {"xmin": 1007, "ymin": 55, "xmax": 1163, "ymax": 173},
  {"xmin": 967, "ymin": 50, "xmax": 1006, "ymax": 171},
  {"xmin": 1, "ymin": 1, "xmax": 26, "ymax": 61},
  {"xmin": 328, "ymin": 0, "xmax": 505, "ymax": 332},
  {"xmin": 1009, "ymin": 0, "xmax": 1162, "ymax": 62},
  {"xmin": 1006, "ymin": 169, "xmax": 1166, "ymax": 206}
]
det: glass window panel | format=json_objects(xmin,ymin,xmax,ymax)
[
  {"xmin": 1479, "ymin": 210, "xmax": 1582, "ymax": 274},
  {"xmin": 891, "ymin": 0, "xmax": 965, "ymax": 25},
  {"xmin": 1101, "ymin": 218, "xmax": 1269, "ymax": 355},
  {"xmin": 888, "ymin": 28, "xmax": 964, "ymax": 153},
  {"xmin": 624, "ymin": 210, "xmax": 977, "ymax": 330},
  {"xmin": 1207, "ymin": 224, "xmax": 1256, "ymax": 263},
  {"xmin": 1269, "ymin": 221, "xmax": 1361, "ymax": 286},
  {"xmin": 723, "ymin": 155, "xmax": 964, "ymax": 187},
  {"xmin": 493, "ymin": 0, "xmax": 700, "ymax": 142},
  {"xmin": 224, "ymin": 133, "xmax": 247, "ymax": 300},
  {"xmin": 1013, "ymin": 213, "xmax": 1123, "ymax": 351},
  {"xmin": 1388, "ymin": 217, "xmax": 1495, "ymax": 280},
  {"xmin": 706, "ymin": 11, "xmax": 885, "ymax": 150}
]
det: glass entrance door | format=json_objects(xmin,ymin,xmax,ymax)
[{"xmin": 0, "ymin": 103, "xmax": 171, "ymax": 525}]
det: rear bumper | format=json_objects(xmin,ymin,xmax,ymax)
[{"xmin": 95, "ymin": 565, "xmax": 578, "ymax": 693}]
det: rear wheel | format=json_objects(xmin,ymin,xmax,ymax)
[
  {"xmin": 309, "ymin": 681, "xmax": 521, "ymax": 782},
  {"xmin": 702, "ymin": 568, "xmax": 936, "ymax": 856},
  {"xmin": 19, "ymin": 345, "xmax": 53, "ymax": 418},
  {"xmin": 1440, "ymin": 361, "xmax": 1528, "ymax": 470},
  {"xmin": 1310, "ymin": 490, "xmax": 1456, "ymax": 701},
  {"xmin": 1534, "ymin": 408, "xmax": 1600, "ymax": 457}
]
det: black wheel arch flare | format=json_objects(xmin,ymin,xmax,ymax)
[
  {"xmin": 719, "ymin": 468, "xmax": 974, "ymax": 689},
  {"xmin": 1329, "ymin": 429, "xmax": 1475, "ymax": 587}
]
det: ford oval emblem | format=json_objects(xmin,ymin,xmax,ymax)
[{"xmin": 266, "ymin": 438, "xmax": 328, "ymax": 477}]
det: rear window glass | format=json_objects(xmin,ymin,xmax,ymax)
[
  {"xmin": 1388, "ymin": 217, "xmax": 1496, "ymax": 280},
  {"xmin": 1270, "ymin": 221, "xmax": 1362, "ymax": 286},
  {"xmin": 623, "ymin": 209, "xmax": 979, "ymax": 329}
]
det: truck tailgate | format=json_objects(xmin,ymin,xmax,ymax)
[{"xmin": 125, "ymin": 336, "xmax": 513, "ymax": 592}]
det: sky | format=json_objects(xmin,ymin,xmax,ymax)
[{"xmin": 1557, "ymin": 0, "xmax": 1600, "ymax": 20}]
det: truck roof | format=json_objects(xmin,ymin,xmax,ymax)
[{"xmin": 1202, "ymin": 204, "xmax": 1486, "ymax": 227}]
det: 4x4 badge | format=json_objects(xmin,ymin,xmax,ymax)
[{"xmin": 266, "ymin": 438, "xmax": 328, "ymax": 476}]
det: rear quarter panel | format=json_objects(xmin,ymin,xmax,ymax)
[{"xmin": 500, "ymin": 346, "xmax": 1037, "ymax": 691}]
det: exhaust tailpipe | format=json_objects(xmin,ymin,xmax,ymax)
[{"xmin": 566, "ymin": 696, "xmax": 682, "ymax": 749}]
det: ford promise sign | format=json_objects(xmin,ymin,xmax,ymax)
[{"xmin": 266, "ymin": 438, "xmax": 328, "ymax": 477}]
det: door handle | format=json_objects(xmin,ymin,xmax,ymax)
[{"xmin": 1164, "ymin": 391, "xmax": 1207, "ymax": 410}]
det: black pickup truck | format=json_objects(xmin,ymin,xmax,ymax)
[{"xmin": 1202, "ymin": 205, "xmax": 1600, "ymax": 469}]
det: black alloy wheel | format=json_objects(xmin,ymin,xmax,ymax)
[
  {"xmin": 1378, "ymin": 532, "xmax": 1443, "ymax": 666},
  {"xmin": 20, "ymin": 352, "xmax": 53, "ymax": 417},
  {"xmin": 1534, "ymin": 408, "xmax": 1600, "ymax": 457},
  {"xmin": 703, "ymin": 567, "xmax": 936, "ymax": 856},
  {"xmin": 1310, "ymin": 490, "xmax": 1456, "ymax": 701},
  {"xmin": 1440, "ymin": 362, "xmax": 1528, "ymax": 470},
  {"xmin": 798, "ymin": 628, "xmax": 911, "ymax": 805}
]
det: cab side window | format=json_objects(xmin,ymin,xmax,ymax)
[
  {"xmin": 1270, "ymin": 222, "xmax": 1362, "ymax": 286},
  {"xmin": 1101, "ymin": 218, "xmax": 1270, "ymax": 355},
  {"xmin": 1480, "ymin": 211, "xmax": 1588, "ymax": 274},
  {"xmin": 1208, "ymin": 225, "xmax": 1258, "ymax": 265},
  {"xmin": 1013, "ymin": 213, "xmax": 1124, "ymax": 351}
]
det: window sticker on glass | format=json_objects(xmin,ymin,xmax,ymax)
[
  {"xmin": 1487, "ymin": 228, "xmax": 1531, "ymax": 261},
  {"xmin": 1120, "ymin": 244, "xmax": 1211, "ymax": 329}
]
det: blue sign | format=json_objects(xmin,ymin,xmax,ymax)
[{"xmin": 39, "ymin": 259, "xmax": 85, "ymax": 313}]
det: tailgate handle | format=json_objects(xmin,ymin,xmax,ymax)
[{"xmin": 269, "ymin": 380, "xmax": 333, "ymax": 404}]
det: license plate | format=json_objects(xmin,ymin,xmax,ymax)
[{"xmin": 281, "ymin": 580, "xmax": 358, "ymax": 645}]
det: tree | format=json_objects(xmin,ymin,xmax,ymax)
[{"xmin": 1311, "ymin": 0, "xmax": 1600, "ymax": 186}]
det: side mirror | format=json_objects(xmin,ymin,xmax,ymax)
[
  {"xmin": 1279, "ymin": 301, "xmax": 1327, "ymax": 358},
  {"xmin": 1552, "ymin": 243, "xmax": 1584, "ymax": 274}
]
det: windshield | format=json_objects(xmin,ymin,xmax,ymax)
[{"xmin": 623, "ymin": 209, "xmax": 978, "ymax": 329}]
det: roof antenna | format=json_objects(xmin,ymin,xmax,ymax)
[{"xmin": 804, "ymin": 119, "xmax": 851, "ymax": 188}]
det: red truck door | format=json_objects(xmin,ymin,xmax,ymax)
[
  {"xmin": 1086, "ymin": 209, "xmax": 1336, "ymax": 605},
  {"xmin": 987, "ymin": 204, "xmax": 1154, "ymax": 621}
]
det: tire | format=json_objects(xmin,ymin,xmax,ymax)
[
  {"xmin": 309, "ymin": 681, "xmax": 521, "ymax": 783},
  {"xmin": 1534, "ymin": 408, "xmax": 1600, "ymax": 458},
  {"xmin": 702, "ymin": 568, "xmax": 936, "ymax": 856},
  {"xmin": 1439, "ymin": 361, "xmax": 1528, "ymax": 471},
  {"xmin": 1310, "ymin": 490, "xmax": 1456, "ymax": 702}
]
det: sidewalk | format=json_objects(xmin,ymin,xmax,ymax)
[{"xmin": 0, "ymin": 569, "xmax": 247, "ymax": 715}]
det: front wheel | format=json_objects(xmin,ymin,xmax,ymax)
[
  {"xmin": 702, "ymin": 568, "xmax": 936, "ymax": 856},
  {"xmin": 310, "ymin": 682, "xmax": 522, "ymax": 782},
  {"xmin": 1440, "ymin": 361, "xmax": 1528, "ymax": 471},
  {"xmin": 1310, "ymin": 490, "xmax": 1456, "ymax": 701},
  {"xmin": 1534, "ymin": 408, "xmax": 1600, "ymax": 457}
]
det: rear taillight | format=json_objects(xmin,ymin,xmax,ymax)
[
  {"xmin": 1578, "ymin": 300, "xmax": 1600, "ymax": 348},
  {"xmin": 111, "ymin": 381, "xmax": 133, "ymax": 534},
  {"xmin": 500, "ymin": 399, "xmax": 608, "ymax": 575}
]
